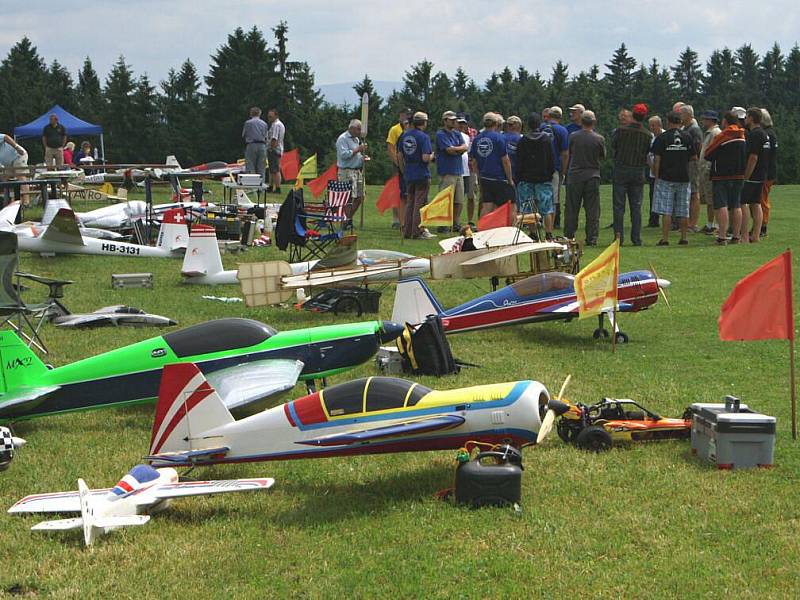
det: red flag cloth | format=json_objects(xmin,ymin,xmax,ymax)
[
  {"xmin": 280, "ymin": 149, "xmax": 300, "ymax": 180},
  {"xmin": 718, "ymin": 250, "xmax": 795, "ymax": 341},
  {"xmin": 308, "ymin": 163, "xmax": 338, "ymax": 198},
  {"xmin": 477, "ymin": 202, "xmax": 512, "ymax": 231},
  {"xmin": 376, "ymin": 174, "xmax": 402, "ymax": 215}
]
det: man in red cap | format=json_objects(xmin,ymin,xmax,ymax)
[{"xmin": 610, "ymin": 103, "xmax": 652, "ymax": 245}]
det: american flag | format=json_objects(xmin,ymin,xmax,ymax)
[{"xmin": 326, "ymin": 180, "xmax": 352, "ymax": 219}]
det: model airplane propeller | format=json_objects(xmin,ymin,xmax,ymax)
[
  {"xmin": 8, "ymin": 464, "xmax": 274, "ymax": 545},
  {"xmin": 648, "ymin": 262, "xmax": 671, "ymax": 310},
  {"xmin": 537, "ymin": 375, "xmax": 572, "ymax": 444}
]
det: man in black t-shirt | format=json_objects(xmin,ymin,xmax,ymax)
[
  {"xmin": 41, "ymin": 114, "xmax": 67, "ymax": 169},
  {"xmin": 651, "ymin": 111, "xmax": 697, "ymax": 246},
  {"xmin": 739, "ymin": 107, "xmax": 768, "ymax": 243},
  {"xmin": 760, "ymin": 109, "xmax": 777, "ymax": 237},
  {"xmin": 516, "ymin": 113, "xmax": 556, "ymax": 238}
]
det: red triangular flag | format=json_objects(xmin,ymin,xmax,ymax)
[
  {"xmin": 719, "ymin": 250, "xmax": 795, "ymax": 341},
  {"xmin": 307, "ymin": 163, "xmax": 338, "ymax": 198},
  {"xmin": 376, "ymin": 174, "xmax": 401, "ymax": 215},
  {"xmin": 280, "ymin": 149, "xmax": 300, "ymax": 180},
  {"xmin": 477, "ymin": 202, "xmax": 513, "ymax": 231}
]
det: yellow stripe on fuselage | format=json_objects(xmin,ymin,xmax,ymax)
[{"xmin": 414, "ymin": 382, "xmax": 518, "ymax": 408}]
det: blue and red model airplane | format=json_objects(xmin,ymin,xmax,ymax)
[{"xmin": 391, "ymin": 270, "xmax": 670, "ymax": 343}]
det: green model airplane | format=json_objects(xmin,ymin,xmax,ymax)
[{"xmin": 0, "ymin": 318, "xmax": 404, "ymax": 422}]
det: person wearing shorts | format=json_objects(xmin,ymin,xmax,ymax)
[
  {"xmin": 698, "ymin": 111, "xmax": 721, "ymax": 234},
  {"xmin": 704, "ymin": 110, "xmax": 747, "ymax": 245},
  {"xmin": 760, "ymin": 109, "xmax": 777, "ymax": 237},
  {"xmin": 469, "ymin": 112, "xmax": 515, "ymax": 220},
  {"xmin": 739, "ymin": 107, "xmax": 769, "ymax": 243},
  {"xmin": 516, "ymin": 112, "xmax": 555, "ymax": 238},
  {"xmin": 266, "ymin": 109, "xmax": 285, "ymax": 194},
  {"xmin": 652, "ymin": 111, "xmax": 697, "ymax": 245}
]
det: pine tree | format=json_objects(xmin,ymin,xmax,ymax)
[
  {"xmin": 635, "ymin": 59, "xmax": 675, "ymax": 116},
  {"xmin": 205, "ymin": 27, "xmax": 281, "ymax": 160},
  {"xmin": 702, "ymin": 48, "xmax": 735, "ymax": 111},
  {"xmin": 399, "ymin": 60, "xmax": 434, "ymax": 109},
  {"xmin": 76, "ymin": 57, "xmax": 104, "ymax": 123},
  {"xmin": 47, "ymin": 60, "xmax": 74, "ymax": 111},
  {"xmin": 759, "ymin": 43, "xmax": 784, "ymax": 107},
  {"xmin": 160, "ymin": 60, "xmax": 204, "ymax": 165},
  {"xmin": 547, "ymin": 60, "xmax": 569, "ymax": 108},
  {"xmin": 604, "ymin": 43, "xmax": 637, "ymax": 109},
  {"xmin": 0, "ymin": 37, "xmax": 49, "ymax": 132},
  {"xmin": 130, "ymin": 74, "xmax": 161, "ymax": 162},
  {"xmin": 733, "ymin": 44, "xmax": 761, "ymax": 105},
  {"xmin": 671, "ymin": 47, "xmax": 703, "ymax": 105},
  {"xmin": 103, "ymin": 55, "xmax": 137, "ymax": 161}
]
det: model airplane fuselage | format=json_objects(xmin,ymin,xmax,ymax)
[
  {"xmin": 0, "ymin": 318, "xmax": 403, "ymax": 421},
  {"xmin": 392, "ymin": 270, "xmax": 669, "ymax": 334},
  {"xmin": 9, "ymin": 464, "xmax": 273, "ymax": 545},
  {"xmin": 146, "ymin": 363, "xmax": 550, "ymax": 467}
]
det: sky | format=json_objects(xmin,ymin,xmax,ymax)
[{"xmin": 1, "ymin": 0, "xmax": 798, "ymax": 94}]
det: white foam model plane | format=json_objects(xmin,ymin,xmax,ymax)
[
  {"xmin": 181, "ymin": 224, "xmax": 430, "ymax": 287},
  {"xmin": 8, "ymin": 464, "xmax": 274, "ymax": 545},
  {"xmin": 1, "ymin": 202, "xmax": 188, "ymax": 258}
]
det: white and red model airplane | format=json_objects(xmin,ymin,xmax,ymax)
[
  {"xmin": 144, "ymin": 363, "xmax": 552, "ymax": 467},
  {"xmin": 8, "ymin": 464, "xmax": 273, "ymax": 545}
]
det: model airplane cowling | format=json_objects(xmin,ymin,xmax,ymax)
[
  {"xmin": 145, "ymin": 363, "xmax": 551, "ymax": 467},
  {"xmin": 392, "ymin": 270, "xmax": 670, "ymax": 341},
  {"xmin": 8, "ymin": 464, "xmax": 274, "ymax": 545},
  {"xmin": 0, "ymin": 318, "xmax": 404, "ymax": 422}
]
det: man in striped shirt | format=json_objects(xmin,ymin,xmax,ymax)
[{"xmin": 611, "ymin": 103, "xmax": 652, "ymax": 246}]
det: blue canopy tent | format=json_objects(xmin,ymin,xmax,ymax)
[{"xmin": 13, "ymin": 105, "xmax": 105, "ymax": 160}]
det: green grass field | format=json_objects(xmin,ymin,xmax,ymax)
[{"xmin": 2, "ymin": 182, "xmax": 799, "ymax": 598}]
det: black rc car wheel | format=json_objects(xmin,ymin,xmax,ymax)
[
  {"xmin": 575, "ymin": 425, "xmax": 613, "ymax": 452},
  {"xmin": 333, "ymin": 296, "xmax": 362, "ymax": 316}
]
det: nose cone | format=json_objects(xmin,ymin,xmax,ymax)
[
  {"xmin": 657, "ymin": 278, "xmax": 671, "ymax": 289},
  {"xmin": 379, "ymin": 321, "xmax": 405, "ymax": 343}
]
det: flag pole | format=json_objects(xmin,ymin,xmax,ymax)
[
  {"xmin": 611, "ymin": 308, "xmax": 617, "ymax": 354},
  {"xmin": 786, "ymin": 248, "xmax": 797, "ymax": 440},
  {"xmin": 790, "ymin": 336, "xmax": 797, "ymax": 440}
]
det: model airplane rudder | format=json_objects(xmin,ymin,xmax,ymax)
[
  {"xmin": 182, "ymin": 224, "xmax": 223, "ymax": 277},
  {"xmin": 392, "ymin": 277, "xmax": 444, "ymax": 326},
  {"xmin": 157, "ymin": 208, "xmax": 189, "ymax": 252},
  {"xmin": 0, "ymin": 332, "xmax": 49, "ymax": 394},
  {"xmin": 150, "ymin": 363, "xmax": 234, "ymax": 456}
]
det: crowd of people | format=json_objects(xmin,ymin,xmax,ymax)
[{"xmin": 370, "ymin": 101, "xmax": 778, "ymax": 245}]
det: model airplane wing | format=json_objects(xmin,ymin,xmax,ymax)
[
  {"xmin": 0, "ymin": 386, "xmax": 62, "ymax": 420},
  {"xmin": 41, "ymin": 208, "xmax": 85, "ymax": 246},
  {"xmin": 149, "ymin": 478, "xmax": 274, "ymax": 500},
  {"xmin": 30, "ymin": 517, "xmax": 85, "ymax": 531},
  {"xmin": 8, "ymin": 488, "xmax": 110, "ymax": 514},
  {"xmin": 280, "ymin": 264, "xmax": 403, "ymax": 289},
  {"xmin": 459, "ymin": 242, "xmax": 565, "ymax": 266},
  {"xmin": 539, "ymin": 301, "xmax": 634, "ymax": 314},
  {"xmin": 298, "ymin": 414, "xmax": 466, "ymax": 447},
  {"xmin": 206, "ymin": 359, "xmax": 304, "ymax": 414},
  {"xmin": 439, "ymin": 227, "xmax": 533, "ymax": 252}
]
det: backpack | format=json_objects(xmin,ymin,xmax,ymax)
[{"xmin": 396, "ymin": 315, "xmax": 459, "ymax": 376}]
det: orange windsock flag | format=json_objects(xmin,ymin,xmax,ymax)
[
  {"xmin": 477, "ymin": 202, "xmax": 512, "ymax": 231},
  {"xmin": 376, "ymin": 174, "xmax": 402, "ymax": 215},
  {"xmin": 280, "ymin": 149, "xmax": 300, "ymax": 180},
  {"xmin": 307, "ymin": 163, "xmax": 338, "ymax": 198},
  {"xmin": 718, "ymin": 250, "xmax": 795, "ymax": 341}
]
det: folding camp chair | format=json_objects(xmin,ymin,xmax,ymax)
[
  {"xmin": 276, "ymin": 187, "xmax": 353, "ymax": 263},
  {"xmin": 0, "ymin": 231, "xmax": 72, "ymax": 354}
]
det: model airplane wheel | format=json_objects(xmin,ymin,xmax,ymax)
[
  {"xmin": 615, "ymin": 332, "xmax": 629, "ymax": 344},
  {"xmin": 334, "ymin": 296, "xmax": 362, "ymax": 316},
  {"xmin": 575, "ymin": 425, "xmax": 612, "ymax": 452},
  {"xmin": 593, "ymin": 328, "xmax": 609, "ymax": 339}
]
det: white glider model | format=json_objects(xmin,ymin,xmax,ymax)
[{"xmin": 9, "ymin": 464, "xmax": 274, "ymax": 545}]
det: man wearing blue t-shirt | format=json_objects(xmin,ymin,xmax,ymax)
[
  {"xmin": 436, "ymin": 110, "xmax": 468, "ymax": 231},
  {"xmin": 399, "ymin": 112, "xmax": 435, "ymax": 239},
  {"xmin": 566, "ymin": 104, "xmax": 584, "ymax": 136},
  {"xmin": 540, "ymin": 107, "xmax": 569, "ymax": 228},
  {"xmin": 469, "ymin": 112, "xmax": 515, "ymax": 218},
  {"xmin": 504, "ymin": 116, "xmax": 523, "ymax": 179}
]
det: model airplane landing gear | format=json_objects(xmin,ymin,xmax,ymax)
[{"xmin": 593, "ymin": 313, "xmax": 628, "ymax": 344}]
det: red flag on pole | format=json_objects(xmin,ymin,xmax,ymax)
[
  {"xmin": 280, "ymin": 149, "xmax": 300, "ymax": 180},
  {"xmin": 376, "ymin": 174, "xmax": 402, "ymax": 215},
  {"xmin": 718, "ymin": 250, "xmax": 795, "ymax": 341},
  {"xmin": 307, "ymin": 163, "xmax": 338, "ymax": 198},
  {"xmin": 477, "ymin": 202, "xmax": 513, "ymax": 231}
]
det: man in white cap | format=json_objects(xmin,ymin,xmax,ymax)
[
  {"xmin": 399, "ymin": 112, "xmax": 435, "ymax": 239},
  {"xmin": 541, "ymin": 106, "xmax": 569, "ymax": 228},
  {"xmin": 566, "ymin": 104, "xmax": 585, "ymax": 136},
  {"xmin": 436, "ymin": 110, "xmax": 468, "ymax": 231}
]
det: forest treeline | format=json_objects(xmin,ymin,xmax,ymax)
[{"xmin": 1, "ymin": 23, "xmax": 798, "ymax": 182}]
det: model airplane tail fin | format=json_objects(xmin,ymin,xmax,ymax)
[
  {"xmin": 391, "ymin": 277, "xmax": 444, "ymax": 326},
  {"xmin": 0, "ymin": 200, "xmax": 21, "ymax": 227},
  {"xmin": 40, "ymin": 198, "xmax": 71, "ymax": 226},
  {"xmin": 181, "ymin": 225, "xmax": 223, "ymax": 278},
  {"xmin": 0, "ymin": 331, "xmax": 50, "ymax": 393},
  {"xmin": 149, "ymin": 363, "xmax": 234, "ymax": 456},
  {"xmin": 41, "ymin": 208, "xmax": 85, "ymax": 245},
  {"xmin": 156, "ymin": 208, "xmax": 188, "ymax": 252}
]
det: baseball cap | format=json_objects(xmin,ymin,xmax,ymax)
[
  {"xmin": 507, "ymin": 115, "xmax": 522, "ymax": 126},
  {"xmin": 442, "ymin": 110, "xmax": 458, "ymax": 120},
  {"xmin": 569, "ymin": 103, "xmax": 585, "ymax": 112},
  {"xmin": 632, "ymin": 103, "xmax": 648, "ymax": 117},
  {"xmin": 456, "ymin": 113, "xmax": 467, "ymax": 123},
  {"xmin": 549, "ymin": 106, "xmax": 563, "ymax": 118},
  {"xmin": 732, "ymin": 106, "xmax": 747, "ymax": 120},
  {"xmin": 701, "ymin": 110, "xmax": 719, "ymax": 121},
  {"xmin": 582, "ymin": 110, "xmax": 596, "ymax": 123},
  {"xmin": 413, "ymin": 111, "xmax": 429, "ymax": 122}
]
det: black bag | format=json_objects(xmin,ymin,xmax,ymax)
[{"xmin": 396, "ymin": 315, "xmax": 459, "ymax": 376}]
